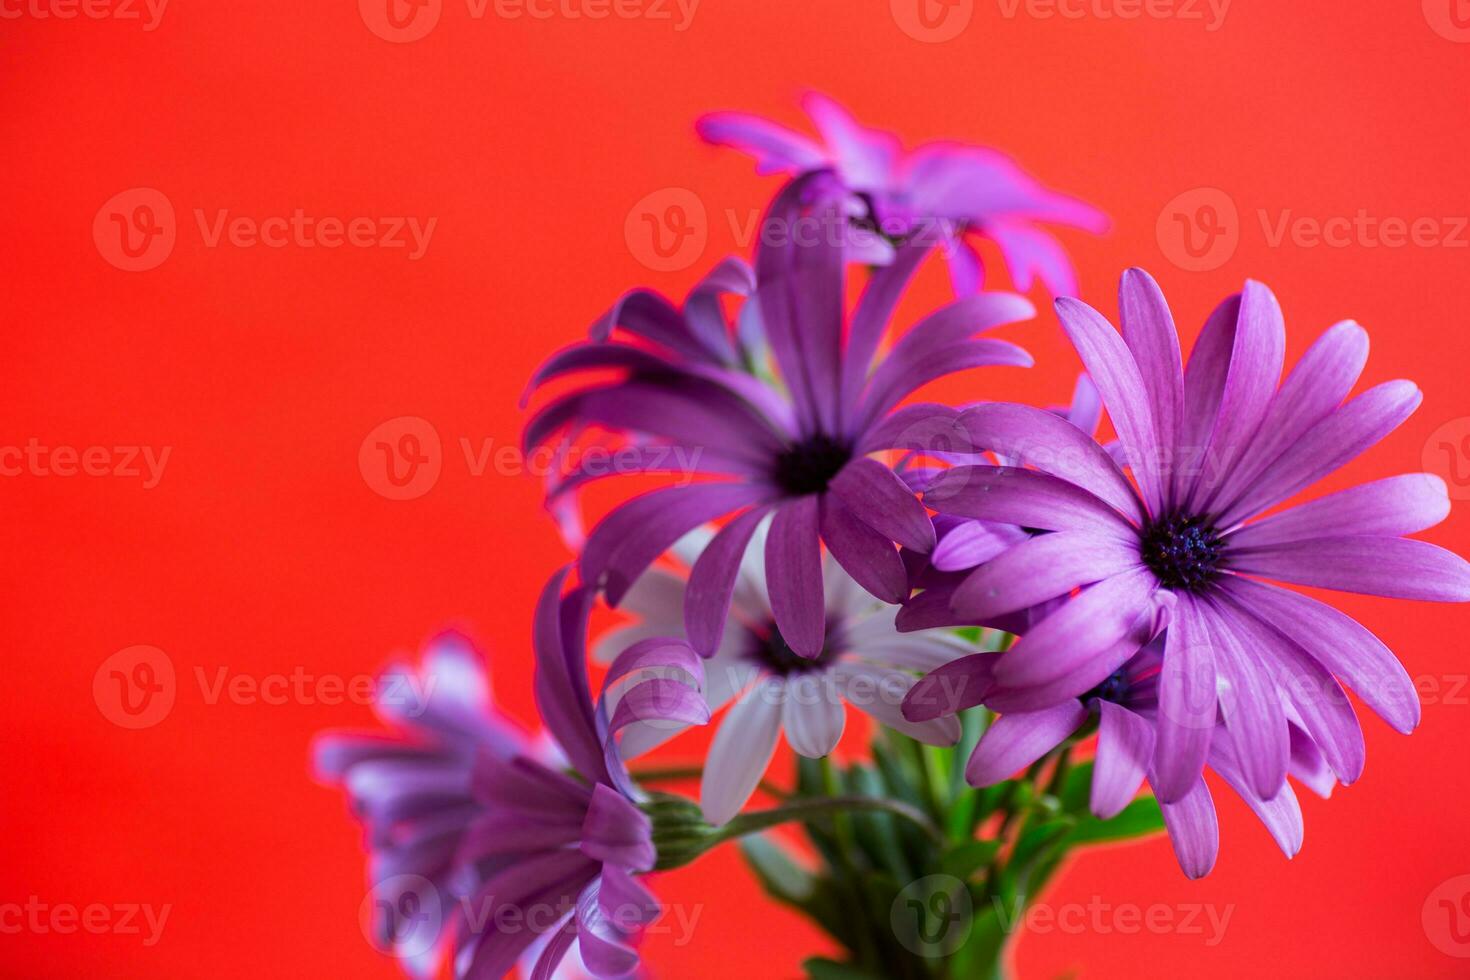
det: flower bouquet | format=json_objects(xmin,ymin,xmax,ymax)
[{"xmin": 314, "ymin": 96, "xmax": 1469, "ymax": 979}]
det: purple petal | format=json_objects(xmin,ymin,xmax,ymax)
[
  {"xmin": 1227, "ymin": 474, "xmax": 1450, "ymax": 550},
  {"xmin": 856, "ymin": 403, "xmax": 968, "ymax": 456},
  {"xmin": 950, "ymin": 530, "xmax": 1139, "ymax": 621},
  {"xmin": 944, "ymin": 235, "xmax": 984, "ymax": 296},
  {"xmin": 1222, "ymin": 576, "xmax": 1419, "ymax": 734},
  {"xmin": 1176, "ymin": 292, "xmax": 1242, "ymax": 502},
  {"xmin": 580, "ymin": 783, "xmax": 656, "ymax": 872},
  {"xmin": 1092, "ymin": 702, "xmax": 1155, "ymax": 819},
  {"xmin": 696, "ymin": 111, "xmax": 827, "ymax": 175},
  {"xmin": 837, "ymin": 663, "xmax": 962, "ymax": 746},
  {"xmin": 984, "ymin": 221, "xmax": 1078, "ymax": 296},
  {"xmin": 604, "ymin": 637, "xmax": 705, "ymax": 693},
  {"xmin": 1119, "ymin": 269, "xmax": 1185, "ymax": 511},
  {"xmin": 1158, "ymin": 777, "xmax": 1218, "ymax": 879},
  {"xmin": 764, "ymin": 497, "xmax": 827, "ymax": 658},
  {"xmin": 582, "ymin": 483, "xmax": 773, "ymax": 605},
  {"xmin": 1218, "ymin": 380, "xmax": 1422, "ymax": 528},
  {"xmin": 829, "ymin": 457, "xmax": 936, "ymax": 553},
  {"xmin": 1229, "ymin": 535, "xmax": 1470, "ymax": 602},
  {"xmin": 842, "ymin": 239, "xmax": 932, "ymax": 415},
  {"xmin": 924, "ymin": 465, "xmax": 1138, "ymax": 539},
  {"xmin": 964, "ymin": 701, "xmax": 1087, "ymax": 787},
  {"xmin": 1209, "ymin": 739, "xmax": 1304, "ymax": 859},
  {"xmin": 1208, "ymin": 320, "xmax": 1369, "ymax": 513},
  {"xmin": 701, "ymin": 678, "xmax": 785, "ymax": 825},
  {"xmin": 1152, "ymin": 599, "xmax": 1217, "ymax": 804},
  {"xmin": 931, "ymin": 519, "xmax": 1027, "ymax": 572},
  {"xmin": 1055, "ymin": 296, "xmax": 1166, "ymax": 514},
  {"xmin": 532, "ymin": 572, "xmax": 608, "ymax": 785},
  {"xmin": 859, "ymin": 338, "xmax": 1034, "ymax": 429},
  {"xmin": 818, "ymin": 493, "xmax": 908, "ymax": 604},
  {"xmin": 902, "ymin": 655, "xmax": 996, "ymax": 722},
  {"xmin": 606, "ymin": 679, "xmax": 710, "ymax": 750},
  {"xmin": 991, "ymin": 569, "xmax": 1159, "ymax": 691},
  {"xmin": 1196, "ymin": 602, "xmax": 1288, "ymax": 800},
  {"xmin": 685, "ymin": 506, "xmax": 775, "ymax": 656},
  {"xmin": 802, "ymin": 92, "xmax": 901, "ymax": 189},
  {"xmin": 959, "ymin": 402, "xmax": 1145, "ymax": 524}
]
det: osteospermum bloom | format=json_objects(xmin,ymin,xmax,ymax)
[
  {"xmin": 315, "ymin": 574, "xmax": 707, "ymax": 980},
  {"xmin": 593, "ymin": 521, "xmax": 967, "ymax": 825},
  {"xmin": 908, "ymin": 641, "xmax": 1338, "ymax": 877},
  {"xmin": 698, "ymin": 92, "xmax": 1107, "ymax": 295},
  {"xmin": 313, "ymin": 634, "xmax": 583, "ymax": 979},
  {"xmin": 922, "ymin": 268, "xmax": 1470, "ymax": 806},
  {"xmin": 525, "ymin": 173, "xmax": 1036, "ymax": 660}
]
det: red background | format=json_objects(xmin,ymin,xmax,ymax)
[{"xmin": 4, "ymin": 1, "xmax": 1470, "ymax": 976}]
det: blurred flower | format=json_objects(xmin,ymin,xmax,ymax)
[
  {"xmin": 698, "ymin": 92, "xmax": 1107, "ymax": 295},
  {"xmin": 314, "ymin": 570, "xmax": 708, "ymax": 979},
  {"xmin": 594, "ymin": 521, "xmax": 970, "ymax": 824},
  {"xmin": 526, "ymin": 173, "xmax": 1035, "ymax": 660},
  {"xmin": 922, "ymin": 268, "xmax": 1470, "ymax": 807}
]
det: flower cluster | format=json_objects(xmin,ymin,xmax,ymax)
[{"xmin": 318, "ymin": 95, "xmax": 1468, "ymax": 978}]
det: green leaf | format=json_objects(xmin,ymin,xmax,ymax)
[
  {"xmin": 802, "ymin": 957, "xmax": 886, "ymax": 980},
  {"xmin": 940, "ymin": 838, "xmax": 1000, "ymax": 880},
  {"xmin": 1066, "ymin": 796, "xmax": 1166, "ymax": 844},
  {"xmin": 1057, "ymin": 760, "xmax": 1095, "ymax": 813},
  {"xmin": 740, "ymin": 834, "xmax": 815, "ymax": 904}
]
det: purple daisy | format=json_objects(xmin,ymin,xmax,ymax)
[
  {"xmin": 525, "ymin": 173, "xmax": 1036, "ymax": 661},
  {"xmin": 909, "ymin": 640, "xmax": 1339, "ymax": 878},
  {"xmin": 697, "ymin": 92, "xmax": 1107, "ymax": 295},
  {"xmin": 591, "ymin": 520, "xmax": 968, "ymax": 824},
  {"xmin": 921, "ymin": 268, "xmax": 1470, "ymax": 806},
  {"xmin": 314, "ymin": 572, "xmax": 708, "ymax": 980}
]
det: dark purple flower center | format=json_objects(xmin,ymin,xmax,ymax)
[
  {"xmin": 748, "ymin": 620, "xmax": 839, "ymax": 675},
  {"xmin": 1140, "ymin": 514, "xmax": 1224, "ymax": 592},
  {"xmin": 772, "ymin": 434, "xmax": 852, "ymax": 497},
  {"xmin": 1083, "ymin": 668, "xmax": 1131, "ymax": 705}
]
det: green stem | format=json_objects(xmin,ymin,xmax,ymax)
[{"xmin": 632, "ymin": 764, "xmax": 787, "ymax": 800}]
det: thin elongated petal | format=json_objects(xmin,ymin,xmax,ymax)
[
  {"xmin": 701, "ymin": 679, "xmax": 785, "ymax": 825},
  {"xmin": 836, "ymin": 663, "xmax": 962, "ymax": 746},
  {"xmin": 964, "ymin": 701, "xmax": 1087, "ymax": 787},
  {"xmin": 931, "ymin": 519, "xmax": 1027, "ymax": 571},
  {"xmin": 1092, "ymin": 702, "xmax": 1155, "ymax": 819},
  {"xmin": 1119, "ymin": 268, "xmax": 1184, "ymax": 510},
  {"xmin": 960, "ymin": 402, "xmax": 1145, "ymax": 523},
  {"xmin": 842, "ymin": 241, "xmax": 932, "ymax": 416},
  {"xmin": 696, "ymin": 112, "xmax": 827, "ymax": 174},
  {"xmin": 902, "ymin": 655, "xmax": 996, "ymax": 722},
  {"xmin": 991, "ymin": 569, "xmax": 1159, "ymax": 692},
  {"xmin": 1209, "ymin": 740, "xmax": 1304, "ymax": 859},
  {"xmin": 860, "ymin": 339, "xmax": 1034, "ymax": 428},
  {"xmin": 582, "ymin": 484, "xmax": 773, "ymax": 605},
  {"xmin": 685, "ymin": 506, "xmax": 774, "ymax": 656},
  {"xmin": 1159, "ymin": 777, "xmax": 1218, "ymax": 879},
  {"xmin": 1230, "ymin": 535, "xmax": 1470, "ymax": 601},
  {"xmin": 1177, "ymin": 293, "xmax": 1240, "ymax": 500},
  {"xmin": 532, "ymin": 572, "xmax": 607, "ymax": 785},
  {"xmin": 1152, "ymin": 599, "xmax": 1217, "ymax": 804},
  {"xmin": 951, "ymin": 531, "xmax": 1139, "ymax": 621},
  {"xmin": 924, "ymin": 465, "xmax": 1138, "ymax": 539},
  {"xmin": 1228, "ymin": 474, "xmax": 1451, "ymax": 549},
  {"xmin": 1219, "ymin": 380, "xmax": 1422, "ymax": 527},
  {"xmin": 765, "ymin": 497, "xmax": 826, "ymax": 658},
  {"xmin": 856, "ymin": 403, "xmax": 968, "ymax": 456},
  {"xmin": 1197, "ymin": 601, "xmax": 1288, "ymax": 800},
  {"xmin": 579, "ymin": 783, "xmax": 656, "ymax": 871},
  {"xmin": 1209, "ymin": 320, "xmax": 1369, "ymax": 512},
  {"xmin": 829, "ymin": 457, "xmax": 936, "ymax": 553},
  {"xmin": 819, "ymin": 494, "xmax": 908, "ymax": 604},
  {"xmin": 1222, "ymin": 576, "xmax": 1419, "ymax": 733},
  {"xmin": 1187, "ymin": 280, "xmax": 1285, "ymax": 513},
  {"xmin": 1056, "ymin": 296, "xmax": 1165, "ymax": 514}
]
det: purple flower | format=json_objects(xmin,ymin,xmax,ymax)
[
  {"xmin": 921, "ymin": 268, "xmax": 1470, "ymax": 807},
  {"xmin": 698, "ymin": 93, "xmax": 1107, "ymax": 295},
  {"xmin": 592, "ymin": 521, "xmax": 968, "ymax": 824},
  {"xmin": 314, "ymin": 572, "xmax": 708, "ymax": 979},
  {"xmin": 525, "ymin": 174, "xmax": 1036, "ymax": 660},
  {"xmin": 911, "ymin": 640, "xmax": 1338, "ymax": 878}
]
